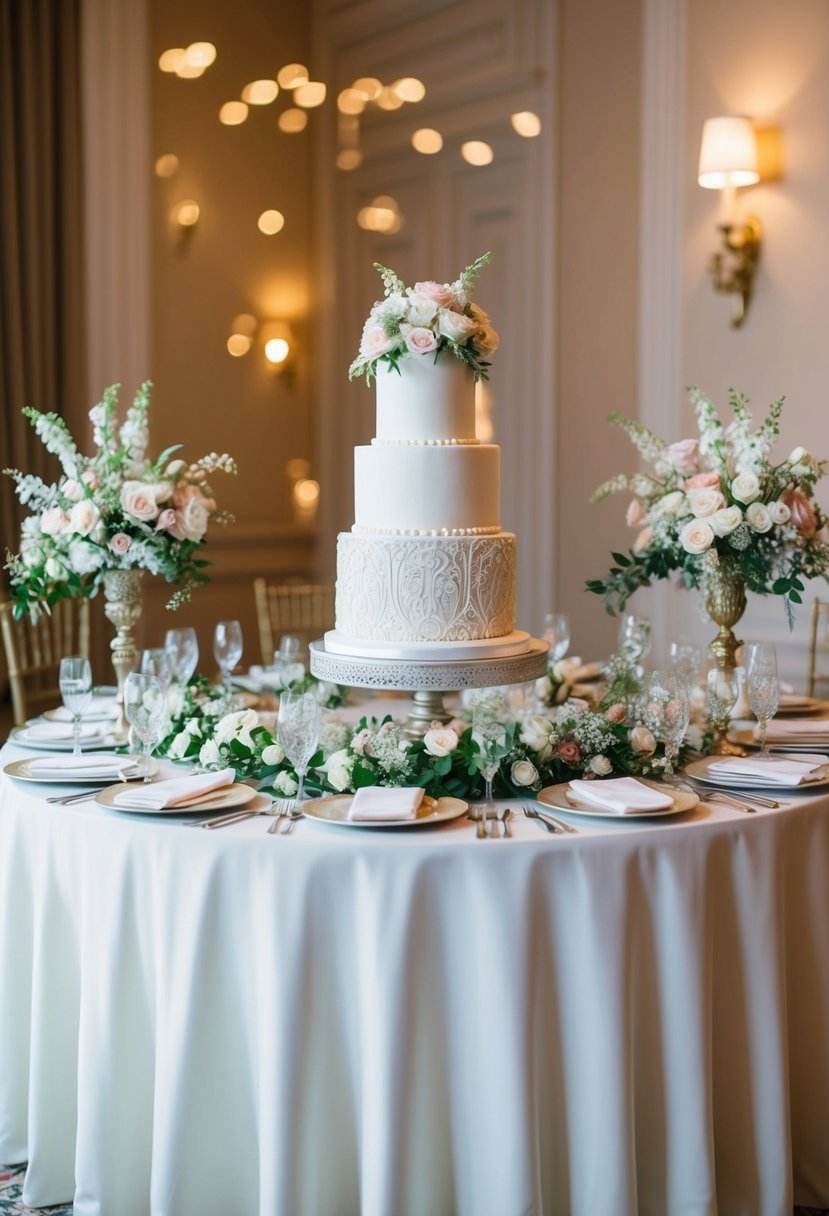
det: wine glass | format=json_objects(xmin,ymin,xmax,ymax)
[
  {"xmin": 124, "ymin": 672, "xmax": 167, "ymax": 780},
  {"xmin": 707, "ymin": 667, "xmax": 739, "ymax": 741},
  {"xmin": 276, "ymin": 690, "xmax": 321, "ymax": 807},
  {"xmin": 214, "ymin": 621, "xmax": 243, "ymax": 707},
  {"xmin": 642, "ymin": 671, "xmax": 690, "ymax": 780},
  {"xmin": 746, "ymin": 643, "xmax": 779, "ymax": 758},
  {"xmin": 165, "ymin": 627, "xmax": 199, "ymax": 686},
  {"xmin": 471, "ymin": 691, "xmax": 508, "ymax": 823},
  {"xmin": 619, "ymin": 613, "xmax": 652, "ymax": 664},
  {"xmin": 59, "ymin": 656, "xmax": 93, "ymax": 757},
  {"xmin": 668, "ymin": 639, "xmax": 702, "ymax": 691},
  {"xmin": 542, "ymin": 612, "xmax": 570, "ymax": 661},
  {"xmin": 140, "ymin": 648, "xmax": 173, "ymax": 692},
  {"xmin": 271, "ymin": 634, "xmax": 305, "ymax": 688}
]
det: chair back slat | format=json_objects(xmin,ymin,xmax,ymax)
[
  {"xmin": 1, "ymin": 600, "xmax": 91, "ymax": 725},
  {"xmin": 807, "ymin": 597, "xmax": 829, "ymax": 698},
  {"xmin": 253, "ymin": 579, "xmax": 334, "ymax": 664}
]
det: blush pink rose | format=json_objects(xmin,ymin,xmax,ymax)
[
  {"xmin": 556, "ymin": 740, "xmax": 582, "ymax": 766},
  {"xmin": 404, "ymin": 326, "xmax": 439, "ymax": 355},
  {"xmin": 359, "ymin": 320, "xmax": 399, "ymax": 360},
  {"xmin": 120, "ymin": 481, "xmax": 159, "ymax": 521},
  {"xmin": 626, "ymin": 500, "xmax": 646, "ymax": 527},
  {"xmin": 604, "ymin": 703, "xmax": 627, "ymax": 724},
  {"xmin": 108, "ymin": 532, "xmax": 131, "ymax": 554},
  {"xmin": 172, "ymin": 484, "xmax": 215, "ymax": 513},
  {"xmin": 413, "ymin": 280, "xmax": 454, "ymax": 308},
  {"xmin": 155, "ymin": 508, "xmax": 178, "ymax": 532},
  {"xmin": 665, "ymin": 438, "xmax": 700, "ymax": 476},
  {"xmin": 685, "ymin": 471, "xmax": 720, "ymax": 490},
  {"xmin": 781, "ymin": 487, "xmax": 817, "ymax": 538},
  {"xmin": 40, "ymin": 507, "xmax": 69, "ymax": 536},
  {"xmin": 81, "ymin": 469, "xmax": 99, "ymax": 490},
  {"xmin": 634, "ymin": 525, "xmax": 653, "ymax": 551}
]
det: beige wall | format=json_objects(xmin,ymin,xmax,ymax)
[{"xmin": 146, "ymin": 0, "xmax": 317, "ymax": 668}]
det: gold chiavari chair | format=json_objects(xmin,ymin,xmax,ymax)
[
  {"xmin": 806, "ymin": 597, "xmax": 829, "ymax": 699},
  {"xmin": 253, "ymin": 579, "xmax": 334, "ymax": 665},
  {"xmin": 0, "ymin": 599, "xmax": 91, "ymax": 725}
]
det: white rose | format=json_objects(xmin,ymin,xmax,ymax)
[
  {"xmin": 166, "ymin": 686, "xmax": 185, "ymax": 718},
  {"xmin": 589, "ymin": 754, "xmax": 613, "ymax": 776},
  {"xmin": 214, "ymin": 708, "xmax": 259, "ymax": 749},
  {"xmin": 40, "ymin": 507, "xmax": 69, "ymax": 535},
  {"xmin": 404, "ymin": 293, "xmax": 438, "ymax": 327},
  {"xmin": 423, "ymin": 728, "xmax": 459, "ymax": 757},
  {"xmin": 61, "ymin": 478, "xmax": 84, "ymax": 502},
  {"xmin": 710, "ymin": 505, "xmax": 743, "ymax": 536},
  {"xmin": 68, "ymin": 499, "xmax": 100, "ymax": 537},
  {"xmin": 273, "ymin": 770, "xmax": 298, "ymax": 796},
  {"xmin": 177, "ymin": 496, "xmax": 210, "ymax": 542},
  {"xmin": 745, "ymin": 502, "xmax": 773, "ymax": 533},
  {"xmin": 168, "ymin": 731, "xmax": 191, "ymax": 760},
  {"xmin": 629, "ymin": 725, "xmax": 657, "ymax": 755},
  {"xmin": 323, "ymin": 748, "xmax": 354, "ymax": 792},
  {"xmin": 45, "ymin": 556, "xmax": 66, "ymax": 580},
  {"xmin": 120, "ymin": 480, "xmax": 161, "ymax": 521},
  {"xmin": 651, "ymin": 490, "xmax": 688, "ymax": 518},
  {"xmin": 198, "ymin": 739, "xmax": 222, "ymax": 768},
  {"xmin": 511, "ymin": 759, "xmax": 539, "ymax": 787},
  {"xmin": 788, "ymin": 446, "xmax": 807, "ymax": 465},
  {"xmin": 730, "ymin": 471, "xmax": 761, "ymax": 504},
  {"xmin": 679, "ymin": 518, "xmax": 714, "ymax": 554},
  {"xmin": 183, "ymin": 717, "xmax": 203, "ymax": 737},
  {"xmin": 769, "ymin": 500, "xmax": 791, "ymax": 525},
  {"xmin": 520, "ymin": 714, "xmax": 553, "ymax": 752},
  {"xmin": 687, "ymin": 487, "xmax": 726, "ymax": 518},
  {"xmin": 436, "ymin": 308, "xmax": 476, "ymax": 344},
  {"xmin": 261, "ymin": 742, "xmax": 285, "ymax": 766}
]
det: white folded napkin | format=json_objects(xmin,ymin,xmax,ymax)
[
  {"xmin": 49, "ymin": 695, "xmax": 119, "ymax": 721},
  {"xmin": 24, "ymin": 720, "xmax": 112, "ymax": 742},
  {"xmin": 760, "ymin": 718, "xmax": 829, "ymax": 740},
  {"xmin": 112, "ymin": 768, "xmax": 235, "ymax": 811},
  {"xmin": 568, "ymin": 777, "xmax": 674, "ymax": 815},
  {"xmin": 348, "ymin": 786, "xmax": 425, "ymax": 821},
  {"xmin": 27, "ymin": 753, "xmax": 129, "ymax": 779},
  {"xmin": 706, "ymin": 756, "xmax": 827, "ymax": 785}
]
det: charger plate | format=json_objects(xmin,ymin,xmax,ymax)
[
  {"xmin": 537, "ymin": 779, "xmax": 698, "ymax": 819},
  {"xmin": 96, "ymin": 782, "xmax": 256, "ymax": 815},
  {"xmin": 685, "ymin": 755, "xmax": 829, "ymax": 791},
  {"xmin": 4, "ymin": 755, "xmax": 157, "ymax": 784},
  {"xmin": 11, "ymin": 725, "xmax": 119, "ymax": 752},
  {"xmin": 302, "ymin": 793, "xmax": 468, "ymax": 829}
]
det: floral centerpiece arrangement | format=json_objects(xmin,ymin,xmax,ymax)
[
  {"xmin": 587, "ymin": 389, "xmax": 829, "ymax": 622},
  {"xmin": 4, "ymin": 382, "xmax": 236, "ymax": 617},
  {"xmin": 348, "ymin": 251, "xmax": 499, "ymax": 384}
]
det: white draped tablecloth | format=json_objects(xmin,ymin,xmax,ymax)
[{"xmin": 1, "ymin": 737, "xmax": 829, "ymax": 1216}]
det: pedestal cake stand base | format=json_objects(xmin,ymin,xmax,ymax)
[{"xmin": 309, "ymin": 638, "xmax": 549, "ymax": 738}]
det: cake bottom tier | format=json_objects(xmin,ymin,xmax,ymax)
[{"xmin": 334, "ymin": 530, "xmax": 517, "ymax": 644}]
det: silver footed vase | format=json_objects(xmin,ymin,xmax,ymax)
[{"xmin": 103, "ymin": 569, "xmax": 144, "ymax": 740}]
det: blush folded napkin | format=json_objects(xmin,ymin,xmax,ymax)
[
  {"xmin": 568, "ymin": 777, "xmax": 674, "ymax": 815},
  {"xmin": 25, "ymin": 720, "xmax": 112, "ymax": 742},
  {"xmin": 49, "ymin": 695, "xmax": 119, "ymax": 722},
  {"xmin": 706, "ymin": 756, "xmax": 827, "ymax": 785},
  {"xmin": 28, "ymin": 753, "xmax": 128, "ymax": 779},
  {"xmin": 758, "ymin": 718, "xmax": 829, "ymax": 741},
  {"xmin": 113, "ymin": 768, "xmax": 235, "ymax": 811},
  {"xmin": 348, "ymin": 786, "xmax": 425, "ymax": 821}
]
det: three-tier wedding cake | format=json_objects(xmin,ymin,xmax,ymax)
[{"xmin": 324, "ymin": 253, "xmax": 532, "ymax": 663}]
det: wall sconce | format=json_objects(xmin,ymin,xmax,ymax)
[
  {"xmin": 170, "ymin": 199, "xmax": 200, "ymax": 249},
  {"xmin": 698, "ymin": 116, "xmax": 761, "ymax": 328},
  {"xmin": 261, "ymin": 321, "xmax": 296, "ymax": 385}
]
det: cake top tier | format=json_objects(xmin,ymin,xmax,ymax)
[
  {"xmin": 375, "ymin": 355, "xmax": 478, "ymax": 444},
  {"xmin": 348, "ymin": 251, "xmax": 499, "ymax": 391}
]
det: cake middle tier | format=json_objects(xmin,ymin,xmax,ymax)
[
  {"xmin": 353, "ymin": 443, "xmax": 500, "ymax": 534},
  {"xmin": 335, "ymin": 530, "xmax": 517, "ymax": 643}
]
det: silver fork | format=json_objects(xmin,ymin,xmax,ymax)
[
  {"xmin": 523, "ymin": 803, "xmax": 563, "ymax": 834},
  {"xmin": 47, "ymin": 765, "xmax": 143, "ymax": 805},
  {"xmin": 498, "ymin": 808, "xmax": 512, "ymax": 838},
  {"xmin": 267, "ymin": 799, "xmax": 297, "ymax": 835}
]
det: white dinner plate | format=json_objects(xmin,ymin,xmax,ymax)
[
  {"xmin": 42, "ymin": 705, "xmax": 119, "ymax": 723},
  {"xmin": 3, "ymin": 755, "xmax": 158, "ymax": 784},
  {"xmin": 96, "ymin": 782, "xmax": 256, "ymax": 815},
  {"xmin": 10, "ymin": 725, "xmax": 120, "ymax": 752},
  {"xmin": 684, "ymin": 755, "xmax": 829, "ymax": 791},
  {"xmin": 727, "ymin": 728, "xmax": 829, "ymax": 753},
  {"xmin": 537, "ymin": 779, "xmax": 698, "ymax": 819},
  {"xmin": 301, "ymin": 793, "xmax": 468, "ymax": 828}
]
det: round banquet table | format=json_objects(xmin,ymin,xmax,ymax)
[{"xmin": 1, "ymin": 739, "xmax": 829, "ymax": 1216}]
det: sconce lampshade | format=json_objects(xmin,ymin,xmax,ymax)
[{"xmin": 698, "ymin": 116, "xmax": 759, "ymax": 189}]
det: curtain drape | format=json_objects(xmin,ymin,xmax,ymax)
[{"xmin": 0, "ymin": 0, "xmax": 86, "ymax": 564}]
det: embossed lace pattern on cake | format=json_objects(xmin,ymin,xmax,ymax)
[{"xmin": 335, "ymin": 533, "xmax": 516, "ymax": 643}]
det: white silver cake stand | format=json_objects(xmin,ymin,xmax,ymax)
[{"xmin": 310, "ymin": 637, "xmax": 549, "ymax": 737}]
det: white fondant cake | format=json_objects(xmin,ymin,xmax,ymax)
[{"xmin": 332, "ymin": 348, "xmax": 525, "ymax": 658}]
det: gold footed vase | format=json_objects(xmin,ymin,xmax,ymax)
[
  {"xmin": 702, "ymin": 555, "xmax": 747, "ymax": 756},
  {"xmin": 103, "ymin": 569, "xmax": 144, "ymax": 740}
]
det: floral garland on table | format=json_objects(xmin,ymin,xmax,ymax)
[
  {"xmin": 196, "ymin": 698, "xmax": 696, "ymax": 801},
  {"xmin": 4, "ymin": 382, "xmax": 236, "ymax": 618},
  {"xmin": 348, "ymin": 252, "xmax": 499, "ymax": 384},
  {"xmin": 587, "ymin": 389, "xmax": 829, "ymax": 621},
  {"xmin": 535, "ymin": 656, "xmax": 601, "ymax": 709}
]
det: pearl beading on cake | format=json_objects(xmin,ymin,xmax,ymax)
[
  {"xmin": 352, "ymin": 524, "xmax": 500, "ymax": 537},
  {"xmin": 371, "ymin": 437, "xmax": 480, "ymax": 446}
]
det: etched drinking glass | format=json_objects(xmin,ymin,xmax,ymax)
[
  {"xmin": 642, "ymin": 671, "xmax": 690, "ymax": 779},
  {"xmin": 140, "ymin": 648, "xmax": 173, "ymax": 692},
  {"xmin": 542, "ymin": 613, "xmax": 571, "ymax": 661},
  {"xmin": 165, "ymin": 627, "xmax": 199, "ymax": 686},
  {"xmin": 276, "ymin": 690, "xmax": 321, "ymax": 807},
  {"xmin": 746, "ymin": 643, "xmax": 779, "ymax": 759},
  {"xmin": 668, "ymin": 639, "xmax": 702, "ymax": 692},
  {"xmin": 124, "ymin": 672, "xmax": 167, "ymax": 780},
  {"xmin": 706, "ymin": 667, "xmax": 739, "ymax": 742},
  {"xmin": 471, "ymin": 692, "xmax": 509, "ymax": 821},
  {"xmin": 619, "ymin": 613, "xmax": 652, "ymax": 664},
  {"xmin": 214, "ymin": 620, "xmax": 243, "ymax": 708},
  {"xmin": 59, "ymin": 656, "xmax": 93, "ymax": 757}
]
